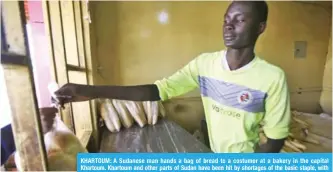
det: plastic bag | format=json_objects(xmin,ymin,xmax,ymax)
[
  {"xmin": 15, "ymin": 115, "xmax": 88, "ymax": 171},
  {"xmin": 15, "ymin": 82, "xmax": 87, "ymax": 171}
]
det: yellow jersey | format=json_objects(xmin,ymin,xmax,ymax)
[{"xmin": 154, "ymin": 50, "xmax": 291, "ymax": 153}]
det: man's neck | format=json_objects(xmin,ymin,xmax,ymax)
[{"xmin": 226, "ymin": 47, "xmax": 255, "ymax": 71}]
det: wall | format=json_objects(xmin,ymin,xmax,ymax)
[
  {"xmin": 90, "ymin": 1, "xmax": 331, "ymax": 132},
  {"xmin": 256, "ymin": 2, "xmax": 331, "ymax": 113},
  {"xmin": 320, "ymin": 29, "xmax": 332, "ymax": 115}
]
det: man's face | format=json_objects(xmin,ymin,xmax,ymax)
[{"xmin": 223, "ymin": 2, "xmax": 265, "ymax": 49}]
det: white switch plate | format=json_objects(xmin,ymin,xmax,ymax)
[{"xmin": 294, "ymin": 41, "xmax": 307, "ymax": 58}]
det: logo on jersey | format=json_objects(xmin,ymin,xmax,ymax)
[{"xmin": 237, "ymin": 91, "xmax": 253, "ymax": 105}]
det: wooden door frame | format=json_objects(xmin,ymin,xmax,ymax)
[
  {"xmin": 42, "ymin": 0, "xmax": 99, "ymax": 151},
  {"xmin": 1, "ymin": 0, "xmax": 48, "ymax": 170}
]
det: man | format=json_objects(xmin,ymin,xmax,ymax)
[
  {"xmin": 55, "ymin": 1, "xmax": 291, "ymax": 153},
  {"xmin": 1, "ymin": 108, "xmax": 57, "ymax": 166}
]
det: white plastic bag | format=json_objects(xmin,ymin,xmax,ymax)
[
  {"xmin": 15, "ymin": 82, "xmax": 87, "ymax": 171},
  {"xmin": 15, "ymin": 115, "xmax": 88, "ymax": 171},
  {"xmin": 44, "ymin": 115, "xmax": 88, "ymax": 171}
]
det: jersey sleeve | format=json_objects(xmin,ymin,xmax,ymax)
[
  {"xmin": 262, "ymin": 71, "xmax": 291, "ymax": 140},
  {"xmin": 154, "ymin": 55, "xmax": 202, "ymax": 101}
]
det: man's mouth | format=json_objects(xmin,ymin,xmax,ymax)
[{"xmin": 224, "ymin": 35, "xmax": 235, "ymax": 41}]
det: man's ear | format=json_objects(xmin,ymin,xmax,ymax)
[{"xmin": 258, "ymin": 22, "xmax": 267, "ymax": 35}]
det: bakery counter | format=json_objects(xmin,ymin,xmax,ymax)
[{"xmin": 100, "ymin": 118, "xmax": 212, "ymax": 153}]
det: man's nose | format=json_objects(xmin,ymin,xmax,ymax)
[{"xmin": 224, "ymin": 24, "xmax": 234, "ymax": 31}]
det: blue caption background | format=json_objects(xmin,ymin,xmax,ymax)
[{"xmin": 77, "ymin": 153, "xmax": 332, "ymax": 172}]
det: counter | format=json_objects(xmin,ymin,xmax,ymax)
[{"xmin": 100, "ymin": 119, "xmax": 212, "ymax": 153}]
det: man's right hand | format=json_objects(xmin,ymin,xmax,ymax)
[
  {"xmin": 55, "ymin": 83, "xmax": 161, "ymax": 106},
  {"xmin": 54, "ymin": 83, "xmax": 166, "ymax": 132},
  {"xmin": 54, "ymin": 83, "xmax": 92, "ymax": 105}
]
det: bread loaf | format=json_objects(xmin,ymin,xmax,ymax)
[
  {"xmin": 100, "ymin": 99, "xmax": 121, "ymax": 132},
  {"xmin": 143, "ymin": 101, "xmax": 159, "ymax": 125},
  {"xmin": 112, "ymin": 99, "xmax": 134, "ymax": 128},
  {"xmin": 125, "ymin": 101, "xmax": 147, "ymax": 127}
]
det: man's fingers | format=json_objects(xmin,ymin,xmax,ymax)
[
  {"xmin": 54, "ymin": 84, "xmax": 75, "ymax": 101},
  {"xmin": 54, "ymin": 95, "xmax": 75, "ymax": 108},
  {"xmin": 54, "ymin": 89, "xmax": 66, "ymax": 97},
  {"xmin": 57, "ymin": 97, "xmax": 67, "ymax": 108},
  {"xmin": 54, "ymin": 83, "xmax": 70, "ymax": 95}
]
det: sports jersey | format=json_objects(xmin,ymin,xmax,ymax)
[{"xmin": 154, "ymin": 50, "xmax": 291, "ymax": 153}]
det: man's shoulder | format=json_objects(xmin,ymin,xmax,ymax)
[
  {"xmin": 256, "ymin": 58, "xmax": 286, "ymax": 80},
  {"xmin": 195, "ymin": 50, "xmax": 223, "ymax": 63},
  {"xmin": 197, "ymin": 50, "xmax": 223, "ymax": 60}
]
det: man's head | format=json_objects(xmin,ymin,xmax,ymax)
[{"xmin": 223, "ymin": 1, "xmax": 268, "ymax": 49}]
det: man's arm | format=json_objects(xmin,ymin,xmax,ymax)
[
  {"xmin": 255, "ymin": 70, "xmax": 291, "ymax": 153},
  {"xmin": 55, "ymin": 84, "xmax": 160, "ymax": 103},
  {"xmin": 86, "ymin": 84, "xmax": 161, "ymax": 101},
  {"xmin": 56, "ymin": 54, "xmax": 203, "ymax": 103}
]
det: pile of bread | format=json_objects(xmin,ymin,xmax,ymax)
[{"xmin": 99, "ymin": 99, "xmax": 166, "ymax": 132}]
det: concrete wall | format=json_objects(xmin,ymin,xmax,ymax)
[{"xmin": 89, "ymin": 1, "xmax": 332, "ymax": 132}]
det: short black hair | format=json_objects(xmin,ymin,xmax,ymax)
[{"xmin": 252, "ymin": 1, "xmax": 269, "ymax": 22}]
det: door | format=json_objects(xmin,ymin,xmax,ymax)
[
  {"xmin": 42, "ymin": 0, "xmax": 99, "ymax": 150},
  {"xmin": 1, "ymin": 0, "xmax": 48, "ymax": 170}
]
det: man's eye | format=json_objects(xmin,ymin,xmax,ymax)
[{"xmin": 238, "ymin": 19, "xmax": 245, "ymax": 23}]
